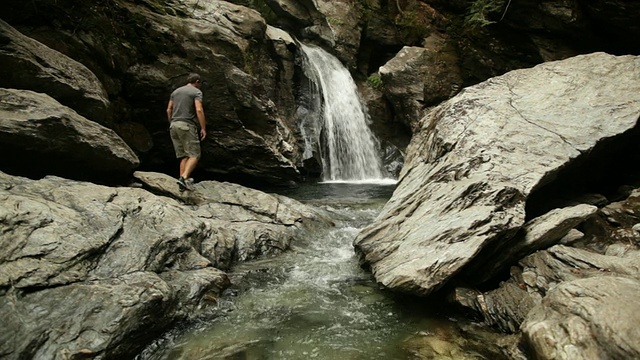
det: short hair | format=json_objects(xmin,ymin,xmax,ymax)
[{"xmin": 186, "ymin": 73, "xmax": 201, "ymax": 84}]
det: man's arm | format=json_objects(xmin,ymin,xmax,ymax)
[
  {"xmin": 195, "ymin": 99, "xmax": 206, "ymax": 140},
  {"xmin": 166, "ymin": 99, "xmax": 174, "ymax": 122}
]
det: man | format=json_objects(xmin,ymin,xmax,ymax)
[{"xmin": 166, "ymin": 73, "xmax": 207, "ymax": 191}]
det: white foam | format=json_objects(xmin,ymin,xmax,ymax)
[{"xmin": 318, "ymin": 178, "xmax": 398, "ymax": 185}]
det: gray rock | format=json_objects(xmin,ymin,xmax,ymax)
[
  {"xmin": 558, "ymin": 228, "xmax": 584, "ymax": 245},
  {"xmin": 451, "ymin": 268, "xmax": 536, "ymax": 334},
  {"xmin": 0, "ymin": 19, "xmax": 110, "ymax": 124},
  {"xmin": 521, "ymin": 276, "xmax": 640, "ymax": 360},
  {"xmin": 468, "ymin": 204, "xmax": 598, "ymax": 283},
  {"xmin": 2, "ymin": 0, "xmax": 305, "ymax": 186},
  {"xmin": 0, "ymin": 172, "xmax": 228, "ymax": 359},
  {"xmin": 266, "ymin": 0, "xmax": 316, "ymax": 26},
  {"xmin": 268, "ymin": 0, "xmax": 362, "ymax": 66},
  {"xmin": 311, "ymin": 0, "xmax": 362, "ymax": 66},
  {"xmin": 0, "ymin": 88, "xmax": 139, "ymax": 182},
  {"xmin": 520, "ymin": 245, "xmax": 640, "ymax": 297},
  {"xmin": 266, "ymin": 25, "xmax": 295, "ymax": 47},
  {"xmin": 120, "ymin": 1, "xmax": 304, "ymax": 185},
  {"xmin": 379, "ymin": 35, "xmax": 463, "ymax": 130},
  {"xmin": 454, "ymin": 237, "xmax": 640, "ymax": 335},
  {"xmin": 354, "ymin": 53, "xmax": 640, "ymax": 296},
  {"xmin": 133, "ymin": 171, "xmax": 333, "ymax": 268},
  {"xmin": 0, "ymin": 170, "xmax": 331, "ymax": 358}
]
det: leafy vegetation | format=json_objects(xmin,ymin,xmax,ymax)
[
  {"xmin": 367, "ymin": 74, "xmax": 383, "ymax": 90},
  {"xmin": 464, "ymin": 0, "xmax": 509, "ymax": 28}
]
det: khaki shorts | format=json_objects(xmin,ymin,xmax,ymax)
[{"xmin": 170, "ymin": 121, "xmax": 201, "ymax": 158}]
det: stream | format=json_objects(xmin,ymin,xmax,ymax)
[{"xmin": 138, "ymin": 182, "xmax": 510, "ymax": 360}]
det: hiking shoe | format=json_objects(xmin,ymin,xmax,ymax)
[{"xmin": 177, "ymin": 176, "xmax": 191, "ymax": 191}]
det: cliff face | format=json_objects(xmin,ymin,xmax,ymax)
[
  {"xmin": 1, "ymin": 0, "xmax": 638, "ymax": 186},
  {"xmin": 1, "ymin": 0, "xmax": 303, "ymax": 186}
]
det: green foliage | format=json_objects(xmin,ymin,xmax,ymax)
[
  {"xmin": 367, "ymin": 74, "xmax": 383, "ymax": 90},
  {"xmin": 327, "ymin": 17, "xmax": 345, "ymax": 26},
  {"xmin": 464, "ymin": 0, "xmax": 507, "ymax": 28},
  {"xmin": 355, "ymin": 0, "xmax": 378, "ymax": 22}
]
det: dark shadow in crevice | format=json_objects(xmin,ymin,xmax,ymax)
[{"xmin": 525, "ymin": 121, "xmax": 640, "ymax": 221}]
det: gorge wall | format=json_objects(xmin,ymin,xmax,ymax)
[{"xmin": 1, "ymin": 0, "xmax": 638, "ymax": 187}]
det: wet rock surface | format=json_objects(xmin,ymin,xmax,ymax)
[{"xmin": 522, "ymin": 276, "xmax": 640, "ymax": 359}]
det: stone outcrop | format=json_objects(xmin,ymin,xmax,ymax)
[
  {"xmin": 355, "ymin": 51, "xmax": 640, "ymax": 359},
  {"xmin": 117, "ymin": 0, "xmax": 305, "ymax": 186},
  {"xmin": 132, "ymin": 171, "xmax": 333, "ymax": 267},
  {"xmin": 0, "ymin": 19, "xmax": 110, "ymax": 125},
  {"xmin": 2, "ymin": 0, "xmax": 639, "ymax": 187},
  {"xmin": 522, "ymin": 276, "xmax": 640, "ymax": 359},
  {"xmin": 265, "ymin": 0, "xmax": 362, "ymax": 67},
  {"xmin": 379, "ymin": 34, "xmax": 463, "ymax": 131},
  {"xmin": 466, "ymin": 204, "xmax": 599, "ymax": 283},
  {"xmin": 355, "ymin": 0, "xmax": 640, "ymax": 138},
  {"xmin": 0, "ymin": 170, "xmax": 331, "ymax": 359},
  {"xmin": 354, "ymin": 52, "xmax": 640, "ymax": 296},
  {"xmin": 502, "ymin": 0, "xmax": 640, "ymax": 58},
  {"xmin": 451, "ymin": 186, "xmax": 640, "ymax": 345},
  {"xmin": 0, "ymin": 88, "xmax": 139, "ymax": 183}
]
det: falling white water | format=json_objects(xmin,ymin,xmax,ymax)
[{"xmin": 298, "ymin": 43, "xmax": 386, "ymax": 182}]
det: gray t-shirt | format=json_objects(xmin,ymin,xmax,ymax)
[{"xmin": 170, "ymin": 84, "xmax": 203, "ymax": 126}]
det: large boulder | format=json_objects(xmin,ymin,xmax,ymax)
[
  {"xmin": 0, "ymin": 170, "xmax": 330, "ymax": 359},
  {"xmin": 120, "ymin": 0, "xmax": 303, "ymax": 186},
  {"xmin": 0, "ymin": 88, "xmax": 139, "ymax": 183},
  {"xmin": 0, "ymin": 172, "xmax": 226, "ymax": 359},
  {"xmin": 0, "ymin": 19, "xmax": 110, "ymax": 125},
  {"xmin": 132, "ymin": 171, "xmax": 333, "ymax": 268},
  {"xmin": 354, "ymin": 52, "xmax": 640, "ymax": 296},
  {"xmin": 521, "ymin": 276, "xmax": 640, "ymax": 359}
]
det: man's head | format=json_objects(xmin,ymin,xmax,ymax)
[{"xmin": 187, "ymin": 73, "xmax": 202, "ymax": 88}]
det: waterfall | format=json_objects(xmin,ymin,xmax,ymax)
[{"xmin": 298, "ymin": 42, "xmax": 386, "ymax": 182}]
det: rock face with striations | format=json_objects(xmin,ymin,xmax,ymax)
[
  {"xmin": 0, "ymin": 170, "xmax": 330, "ymax": 359},
  {"xmin": 0, "ymin": 19, "xmax": 110, "ymax": 125},
  {"xmin": 354, "ymin": 52, "xmax": 640, "ymax": 296},
  {"xmin": 265, "ymin": 0, "xmax": 362, "ymax": 67},
  {"xmin": 379, "ymin": 34, "xmax": 464, "ymax": 131},
  {"xmin": 0, "ymin": 88, "xmax": 139, "ymax": 183},
  {"xmin": 522, "ymin": 276, "xmax": 640, "ymax": 359}
]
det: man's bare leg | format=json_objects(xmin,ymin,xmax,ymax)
[
  {"xmin": 177, "ymin": 157, "xmax": 198, "ymax": 191},
  {"xmin": 181, "ymin": 156, "xmax": 200, "ymax": 180},
  {"xmin": 179, "ymin": 157, "xmax": 188, "ymax": 177}
]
